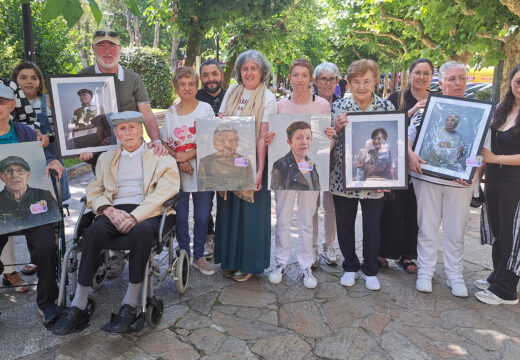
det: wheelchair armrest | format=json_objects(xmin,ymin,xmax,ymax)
[{"xmin": 163, "ymin": 192, "xmax": 182, "ymax": 209}]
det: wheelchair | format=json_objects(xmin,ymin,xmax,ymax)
[{"xmin": 56, "ymin": 192, "xmax": 189, "ymax": 330}]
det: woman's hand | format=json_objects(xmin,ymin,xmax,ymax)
[
  {"xmin": 408, "ymin": 150, "xmax": 425, "ymax": 173},
  {"xmin": 255, "ymin": 169, "xmax": 263, "ymax": 191},
  {"xmin": 36, "ymin": 130, "xmax": 50, "ymax": 148},
  {"xmin": 173, "ymin": 151, "xmax": 192, "ymax": 163},
  {"xmin": 334, "ymin": 113, "xmax": 349, "ymax": 134},
  {"xmin": 324, "ymin": 127, "xmax": 335, "ymax": 140},
  {"xmin": 408, "ymin": 99, "xmax": 427, "ymax": 118},
  {"xmin": 79, "ymin": 152, "xmax": 94, "ymax": 161},
  {"xmin": 178, "ymin": 161, "xmax": 194, "ymax": 175},
  {"xmin": 264, "ymin": 132, "xmax": 275, "ymax": 146},
  {"xmin": 481, "ymin": 147, "xmax": 497, "ymax": 164}
]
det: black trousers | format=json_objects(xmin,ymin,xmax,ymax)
[
  {"xmin": 486, "ymin": 185, "xmax": 520, "ymax": 300},
  {"xmin": 333, "ymin": 195, "xmax": 384, "ymax": 276},
  {"xmin": 0, "ymin": 223, "xmax": 58, "ymax": 310},
  {"xmin": 379, "ymin": 182, "xmax": 418, "ymax": 259},
  {"xmin": 78, "ymin": 204, "xmax": 160, "ymax": 286}
]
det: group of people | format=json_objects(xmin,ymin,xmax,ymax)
[{"xmin": 1, "ymin": 27, "xmax": 519, "ymax": 336}]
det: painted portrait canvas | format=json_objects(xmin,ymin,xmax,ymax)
[
  {"xmin": 268, "ymin": 114, "xmax": 331, "ymax": 191},
  {"xmin": 0, "ymin": 142, "xmax": 61, "ymax": 235},
  {"xmin": 196, "ymin": 116, "xmax": 256, "ymax": 191}
]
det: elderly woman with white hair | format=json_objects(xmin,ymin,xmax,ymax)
[
  {"xmin": 408, "ymin": 61, "xmax": 476, "ymax": 297},
  {"xmin": 214, "ymin": 50, "xmax": 277, "ymax": 282}
]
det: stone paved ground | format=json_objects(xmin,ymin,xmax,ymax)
[{"xmin": 1, "ymin": 170, "xmax": 519, "ymax": 360}]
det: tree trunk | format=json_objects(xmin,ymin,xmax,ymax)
[
  {"xmin": 391, "ymin": 70, "xmax": 398, "ymax": 92},
  {"xmin": 500, "ymin": 29, "xmax": 520, "ymax": 100},
  {"xmin": 500, "ymin": 0, "xmax": 520, "ymax": 17},
  {"xmin": 401, "ymin": 69, "xmax": 408, "ymax": 89},
  {"xmin": 153, "ymin": 22, "xmax": 160, "ymax": 48},
  {"xmin": 184, "ymin": 28, "xmax": 203, "ymax": 68},
  {"xmin": 134, "ymin": 17, "xmax": 141, "ymax": 47},
  {"xmin": 223, "ymin": 51, "xmax": 239, "ymax": 89},
  {"xmin": 125, "ymin": 7, "xmax": 135, "ymax": 45},
  {"xmin": 170, "ymin": 35, "xmax": 180, "ymax": 72},
  {"xmin": 383, "ymin": 73, "xmax": 388, "ymax": 98}
]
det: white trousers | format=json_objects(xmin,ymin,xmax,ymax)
[
  {"xmin": 1, "ymin": 236, "xmax": 18, "ymax": 274},
  {"xmin": 312, "ymin": 191, "xmax": 337, "ymax": 250},
  {"xmin": 275, "ymin": 190, "xmax": 319, "ymax": 270},
  {"xmin": 413, "ymin": 178, "xmax": 474, "ymax": 280}
]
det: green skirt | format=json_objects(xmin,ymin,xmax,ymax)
[{"xmin": 214, "ymin": 167, "xmax": 271, "ymax": 274}]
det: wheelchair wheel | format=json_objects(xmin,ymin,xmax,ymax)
[
  {"xmin": 87, "ymin": 296, "xmax": 96, "ymax": 316},
  {"xmin": 174, "ymin": 249, "xmax": 189, "ymax": 294},
  {"xmin": 91, "ymin": 269, "xmax": 106, "ymax": 290},
  {"xmin": 145, "ymin": 297, "xmax": 164, "ymax": 328}
]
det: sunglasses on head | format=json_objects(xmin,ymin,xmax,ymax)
[{"xmin": 94, "ymin": 30, "xmax": 118, "ymax": 38}]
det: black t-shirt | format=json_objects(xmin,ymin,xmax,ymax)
[
  {"xmin": 387, "ymin": 90, "xmax": 418, "ymax": 113},
  {"xmin": 196, "ymin": 88, "xmax": 227, "ymax": 116}
]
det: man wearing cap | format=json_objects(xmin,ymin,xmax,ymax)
[
  {"xmin": 70, "ymin": 89, "xmax": 96, "ymax": 128},
  {"xmin": 0, "ymin": 82, "xmax": 64, "ymax": 325},
  {"xmin": 78, "ymin": 28, "xmax": 166, "ymax": 157},
  {"xmin": 53, "ymin": 111, "xmax": 179, "ymax": 335}
]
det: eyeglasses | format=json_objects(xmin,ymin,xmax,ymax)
[
  {"xmin": 94, "ymin": 30, "xmax": 118, "ymax": 38},
  {"xmin": 318, "ymin": 77, "xmax": 337, "ymax": 84},
  {"xmin": 4, "ymin": 168, "xmax": 27, "ymax": 175}
]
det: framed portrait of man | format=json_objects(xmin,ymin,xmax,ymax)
[
  {"xmin": 342, "ymin": 112, "xmax": 408, "ymax": 190},
  {"xmin": 48, "ymin": 74, "xmax": 119, "ymax": 158},
  {"xmin": 0, "ymin": 142, "xmax": 62, "ymax": 235},
  {"xmin": 413, "ymin": 94, "xmax": 494, "ymax": 181},
  {"xmin": 196, "ymin": 116, "xmax": 256, "ymax": 191},
  {"xmin": 268, "ymin": 114, "xmax": 331, "ymax": 191}
]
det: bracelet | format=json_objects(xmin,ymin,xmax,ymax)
[{"xmin": 152, "ymin": 139, "xmax": 162, "ymax": 144}]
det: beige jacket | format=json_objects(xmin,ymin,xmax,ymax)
[{"xmin": 87, "ymin": 144, "xmax": 180, "ymax": 223}]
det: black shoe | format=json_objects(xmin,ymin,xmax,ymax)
[
  {"xmin": 101, "ymin": 304, "xmax": 137, "ymax": 333},
  {"xmin": 52, "ymin": 306, "xmax": 90, "ymax": 335}
]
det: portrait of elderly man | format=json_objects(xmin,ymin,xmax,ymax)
[
  {"xmin": 52, "ymin": 111, "xmax": 180, "ymax": 336},
  {"xmin": 197, "ymin": 124, "xmax": 254, "ymax": 191},
  {"xmin": 421, "ymin": 113, "xmax": 465, "ymax": 171},
  {"xmin": 67, "ymin": 88, "xmax": 112, "ymax": 149},
  {"xmin": 0, "ymin": 82, "xmax": 64, "ymax": 327}
]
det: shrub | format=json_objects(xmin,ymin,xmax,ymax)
[
  {"xmin": 119, "ymin": 47, "xmax": 173, "ymax": 109},
  {"xmin": 474, "ymin": 88, "xmax": 492, "ymax": 101}
]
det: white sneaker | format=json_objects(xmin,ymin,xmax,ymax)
[
  {"xmin": 301, "ymin": 268, "xmax": 317, "ymax": 289},
  {"xmin": 268, "ymin": 264, "xmax": 285, "ymax": 284},
  {"xmin": 340, "ymin": 272, "xmax": 357, "ymax": 287},
  {"xmin": 447, "ymin": 279, "xmax": 468, "ymax": 297},
  {"xmin": 474, "ymin": 279, "xmax": 490, "ymax": 290},
  {"xmin": 360, "ymin": 272, "xmax": 380, "ymax": 291},
  {"xmin": 322, "ymin": 245, "xmax": 338, "ymax": 266},
  {"xmin": 311, "ymin": 248, "xmax": 319, "ymax": 270},
  {"xmin": 416, "ymin": 274, "xmax": 432, "ymax": 293},
  {"xmin": 475, "ymin": 289, "xmax": 519, "ymax": 305}
]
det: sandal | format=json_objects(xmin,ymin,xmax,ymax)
[
  {"xmin": 397, "ymin": 257, "xmax": 418, "ymax": 274},
  {"xmin": 22, "ymin": 264, "xmax": 37, "ymax": 276},
  {"xmin": 2, "ymin": 272, "xmax": 30, "ymax": 293},
  {"xmin": 377, "ymin": 257, "xmax": 389, "ymax": 268}
]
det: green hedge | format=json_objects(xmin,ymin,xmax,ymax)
[{"xmin": 119, "ymin": 47, "xmax": 173, "ymax": 109}]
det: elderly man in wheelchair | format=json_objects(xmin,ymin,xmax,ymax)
[{"xmin": 52, "ymin": 111, "xmax": 180, "ymax": 335}]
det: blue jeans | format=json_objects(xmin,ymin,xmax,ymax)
[{"xmin": 176, "ymin": 191, "xmax": 212, "ymax": 259}]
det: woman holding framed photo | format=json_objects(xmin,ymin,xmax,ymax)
[
  {"xmin": 331, "ymin": 59, "xmax": 395, "ymax": 291},
  {"xmin": 477, "ymin": 64, "xmax": 520, "ymax": 305}
]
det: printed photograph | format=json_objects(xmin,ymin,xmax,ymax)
[
  {"xmin": 48, "ymin": 74, "xmax": 119, "ymax": 157},
  {"xmin": 414, "ymin": 94, "xmax": 495, "ymax": 181},
  {"xmin": 196, "ymin": 116, "xmax": 256, "ymax": 191},
  {"xmin": 268, "ymin": 114, "xmax": 331, "ymax": 191},
  {"xmin": 343, "ymin": 112, "xmax": 407, "ymax": 190},
  {"xmin": 0, "ymin": 142, "xmax": 62, "ymax": 235}
]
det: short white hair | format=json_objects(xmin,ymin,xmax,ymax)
[
  {"xmin": 314, "ymin": 62, "xmax": 340, "ymax": 79},
  {"xmin": 439, "ymin": 61, "xmax": 466, "ymax": 83}
]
